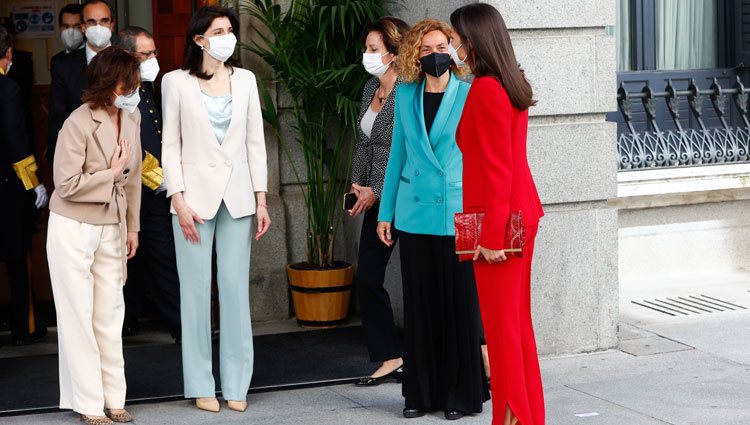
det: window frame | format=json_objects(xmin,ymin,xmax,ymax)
[{"xmin": 624, "ymin": 0, "xmax": 735, "ymax": 72}]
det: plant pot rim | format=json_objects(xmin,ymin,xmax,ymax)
[{"xmin": 288, "ymin": 261, "xmax": 351, "ymax": 272}]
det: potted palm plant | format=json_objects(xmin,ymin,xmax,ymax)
[{"xmin": 242, "ymin": 0, "xmax": 387, "ymax": 327}]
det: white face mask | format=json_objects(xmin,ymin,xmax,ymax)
[
  {"xmin": 362, "ymin": 52, "xmax": 391, "ymax": 78},
  {"xmin": 61, "ymin": 28, "xmax": 84, "ymax": 51},
  {"xmin": 114, "ymin": 89, "xmax": 140, "ymax": 113},
  {"xmin": 199, "ymin": 33, "xmax": 237, "ymax": 63},
  {"xmin": 449, "ymin": 41, "xmax": 467, "ymax": 68},
  {"xmin": 85, "ymin": 24, "xmax": 112, "ymax": 49},
  {"xmin": 139, "ymin": 57, "xmax": 160, "ymax": 82}
]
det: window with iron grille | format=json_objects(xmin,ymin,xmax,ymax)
[{"xmin": 609, "ymin": 0, "xmax": 750, "ymax": 171}]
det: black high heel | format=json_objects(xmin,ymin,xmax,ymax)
[{"xmin": 354, "ymin": 366, "xmax": 403, "ymax": 386}]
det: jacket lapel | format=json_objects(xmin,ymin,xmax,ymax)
[
  {"xmin": 221, "ymin": 71, "xmax": 243, "ymax": 151},
  {"xmin": 91, "ymin": 106, "xmax": 116, "ymax": 164},
  {"xmin": 371, "ymin": 79, "xmax": 400, "ymax": 145},
  {"xmin": 428, "ymin": 73, "xmax": 459, "ymax": 145},
  {"xmin": 411, "ymin": 78, "xmax": 444, "ymax": 171},
  {"xmin": 191, "ymin": 73, "xmax": 229, "ymax": 149}
]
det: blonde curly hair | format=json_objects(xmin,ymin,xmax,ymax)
[{"xmin": 396, "ymin": 19, "xmax": 465, "ymax": 83}]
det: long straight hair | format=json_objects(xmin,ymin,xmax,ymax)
[{"xmin": 450, "ymin": 3, "xmax": 535, "ymax": 110}]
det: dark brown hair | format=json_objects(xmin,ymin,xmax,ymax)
[
  {"xmin": 182, "ymin": 6, "xmax": 241, "ymax": 80},
  {"xmin": 82, "ymin": 47, "xmax": 140, "ymax": 109},
  {"xmin": 364, "ymin": 16, "xmax": 410, "ymax": 54},
  {"xmin": 450, "ymin": 3, "xmax": 535, "ymax": 110}
]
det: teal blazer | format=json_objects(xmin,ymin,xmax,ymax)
[{"xmin": 378, "ymin": 73, "xmax": 470, "ymax": 236}]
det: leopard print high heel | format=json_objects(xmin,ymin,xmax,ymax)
[
  {"xmin": 104, "ymin": 408, "xmax": 133, "ymax": 423},
  {"xmin": 78, "ymin": 414, "xmax": 113, "ymax": 425}
]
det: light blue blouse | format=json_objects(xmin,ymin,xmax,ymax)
[{"xmin": 201, "ymin": 91, "xmax": 232, "ymax": 144}]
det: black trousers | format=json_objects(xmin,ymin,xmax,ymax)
[
  {"xmin": 0, "ymin": 181, "xmax": 41, "ymax": 340},
  {"xmin": 399, "ymin": 231, "xmax": 489, "ymax": 413},
  {"xmin": 356, "ymin": 204, "xmax": 402, "ymax": 362},
  {"xmin": 124, "ymin": 188, "xmax": 181, "ymax": 336}
]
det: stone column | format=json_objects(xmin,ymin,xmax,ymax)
[{"xmin": 240, "ymin": 7, "xmax": 291, "ymax": 321}]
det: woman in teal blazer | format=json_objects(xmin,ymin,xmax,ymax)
[{"xmin": 376, "ymin": 19, "xmax": 489, "ymax": 420}]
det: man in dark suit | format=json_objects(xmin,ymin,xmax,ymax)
[
  {"xmin": 112, "ymin": 27, "xmax": 181, "ymax": 341},
  {"xmin": 47, "ymin": 0, "xmax": 115, "ymax": 163},
  {"xmin": 0, "ymin": 26, "xmax": 48, "ymax": 345},
  {"xmin": 49, "ymin": 4, "xmax": 84, "ymax": 72},
  {"xmin": 0, "ymin": 17, "xmax": 35, "ymax": 147}
]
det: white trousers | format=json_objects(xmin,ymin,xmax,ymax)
[{"xmin": 47, "ymin": 212, "xmax": 126, "ymax": 416}]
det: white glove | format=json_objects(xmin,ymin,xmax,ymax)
[
  {"xmin": 33, "ymin": 184, "xmax": 49, "ymax": 209},
  {"xmin": 155, "ymin": 179, "xmax": 167, "ymax": 194}
]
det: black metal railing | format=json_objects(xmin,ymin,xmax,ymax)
[{"xmin": 616, "ymin": 77, "xmax": 750, "ymax": 170}]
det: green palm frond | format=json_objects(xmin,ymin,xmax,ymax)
[{"xmin": 241, "ymin": 0, "xmax": 387, "ymax": 267}]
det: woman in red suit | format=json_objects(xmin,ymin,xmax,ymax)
[{"xmin": 450, "ymin": 4, "xmax": 545, "ymax": 425}]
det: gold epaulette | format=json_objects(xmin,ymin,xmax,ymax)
[
  {"xmin": 142, "ymin": 151, "xmax": 164, "ymax": 191},
  {"xmin": 11, "ymin": 155, "xmax": 40, "ymax": 190}
]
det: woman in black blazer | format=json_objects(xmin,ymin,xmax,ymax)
[{"xmin": 349, "ymin": 16, "xmax": 410, "ymax": 386}]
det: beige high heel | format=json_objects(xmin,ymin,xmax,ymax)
[
  {"xmin": 196, "ymin": 397, "xmax": 220, "ymax": 412},
  {"xmin": 227, "ymin": 400, "xmax": 248, "ymax": 412}
]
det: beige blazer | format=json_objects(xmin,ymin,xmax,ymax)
[
  {"xmin": 161, "ymin": 68, "xmax": 268, "ymax": 220},
  {"xmin": 49, "ymin": 103, "xmax": 142, "ymax": 232}
]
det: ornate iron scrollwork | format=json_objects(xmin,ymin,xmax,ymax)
[{"xmin": 616, "ymin": 77, "xmax": 750, "ymax": 170}]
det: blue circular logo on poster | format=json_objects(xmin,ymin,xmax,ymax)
[
  {"xmin": 29, "ymin": 14, "xmax": 40, "ymax": 25},
  {"xmin": 15, "ymin": 20, "xmax": 27, "ymax": 33},
  {"xmin": 42, "ymin": 12, "xmax": 54, "ymax": 24}
]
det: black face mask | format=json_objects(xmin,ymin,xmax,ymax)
[{"xmin": 420, "ymin": 52, "xmax": 452, "ymax": 78}]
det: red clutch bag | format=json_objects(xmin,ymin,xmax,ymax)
[{"xmin": 454, "ymin": 211, "xmax": 525, "ymax": 262}]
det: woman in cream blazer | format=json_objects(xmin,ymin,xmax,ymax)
[
  {"xmin": 160, "ymin": 6, "xmax": 270, "ymax": 413},
  {"xmin": 47, "ymin": 47, "xmax": 142, "ymax": 425}
]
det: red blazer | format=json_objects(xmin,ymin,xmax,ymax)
[{"xmin": 456, "ymin": 76, "xmax": 544, "ymax": 250}]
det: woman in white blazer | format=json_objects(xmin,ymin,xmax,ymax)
[{"xmin": 161, "ymin": 6, "xmax": 270, "ymax": 413}]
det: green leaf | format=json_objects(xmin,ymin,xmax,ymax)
[{"xmin": 240, "ymin": 0, "xmax": 387, "ymax": 266}]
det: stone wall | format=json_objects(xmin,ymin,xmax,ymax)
[{"xmin": 240, "ymin": 0, "xmax": 620, "ymax": 355}]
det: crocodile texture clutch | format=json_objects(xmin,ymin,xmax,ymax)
[{"xmin": 454, "ymin": 210, "xmax": 525, "ymax": 262}]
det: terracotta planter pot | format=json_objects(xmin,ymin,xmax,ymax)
[{"xmin": 287, "ymin": 262, "xmax": 353, "ymax": 328}]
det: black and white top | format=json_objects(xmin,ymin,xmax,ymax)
[{"xmin": 350, "ymin": 76, "xmax": 401, "ymax": 199}]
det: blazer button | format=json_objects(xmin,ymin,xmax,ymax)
[
  {"xmin": 437, "ymin": 197, "xmax": 444, "ymax": 204},
  {"xmin": 438, "ymin": 171, "xmax": 444, "ymax": 176},
  {"xmin": 225, "ymin": 160, "xmax": 232, "ymax": 166},
  {"xmin": 208, "ymin": 163, "xmax": 216, "ymax": 168},
  {"xmin": 414, "ymin": 196, "xmax": 420, "ymax": 202},
  {"xmin": 414, "ymin": 170, "xmax": 420, "ymax": 176}
]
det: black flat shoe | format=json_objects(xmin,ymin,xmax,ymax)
[
  {"xmin": 354, "ymin": 366, "xmax": 403, "ymax": 386},
  {"xmin": 13, "ymin": 327, "xmax": 48, "ymax": 346},
  {"xmin": 121, "ymin": 321, "xmax": 139, "ymax": 338},
  {"xmin": 403, "ymin": 408, "xmax": 425, "ymax": 418},
  {"xmin": 445, "ymin": 410, "xmax": 464, "ymax": 420}
]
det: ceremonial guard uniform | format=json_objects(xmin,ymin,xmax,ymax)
[{"xmin": 0, "ymin": 68, "xmax": 46, "ymax": 345}]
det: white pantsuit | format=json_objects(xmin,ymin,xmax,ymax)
[{"xmin": 48, "ymin": 213, "xmax": 127, "ymax": 415}]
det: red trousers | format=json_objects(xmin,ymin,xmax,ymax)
[{"xmin": 473, "ymin": 225, "xmax": 544, "ymax": 425}]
